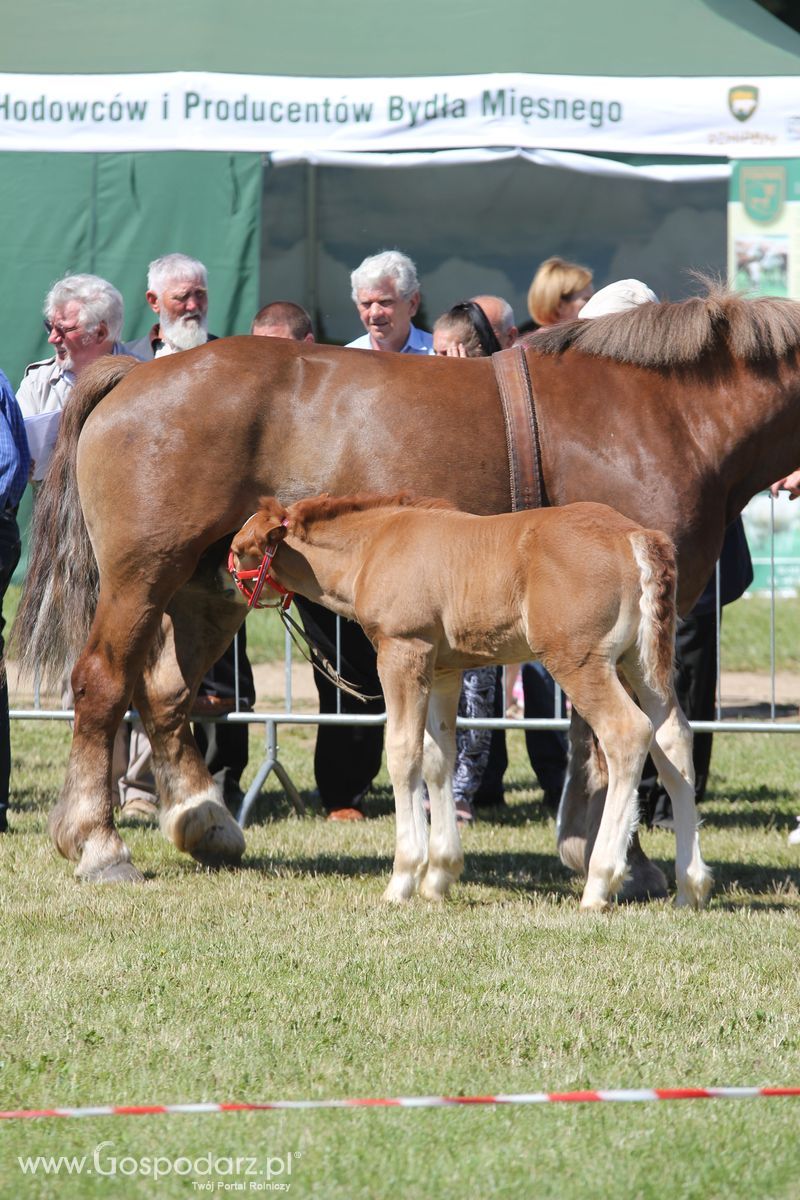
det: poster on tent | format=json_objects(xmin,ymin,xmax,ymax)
[
  {"xmin": 729, "ymin": 160, "xmax": 800, "ymax": 593},
  {"xmin": 728, "ymin": 158, "xmax": 800, "ymax": 300}
]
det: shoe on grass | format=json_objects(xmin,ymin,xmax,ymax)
[{"xmin": 119, "ymin": 795, "xmax": 159, "ymax": 822}]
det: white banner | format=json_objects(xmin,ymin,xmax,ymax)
[{"xmin": 0, "ymin": 71, "xmax": 798, "ymax": 157}]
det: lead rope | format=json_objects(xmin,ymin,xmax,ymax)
[{"xmin": 278, "ymin": 607, "xmax": 381, "ymax": 704}]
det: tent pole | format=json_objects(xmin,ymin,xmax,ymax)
[{"xmin": 304, "ymin": 162, "xmax": 319, "ymax": 333}]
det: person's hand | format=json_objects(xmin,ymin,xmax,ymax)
[
  {"xmin": 445, "ymin": 342, "xmax": 468, "ymax": 358},
  {"xmin": 770, "ymin": 468, "xmax": 800, "ymax": 499}
]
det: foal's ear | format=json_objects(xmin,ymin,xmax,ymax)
[
  {"xmin": 257, "ymin": 495, "xmax": 289, "ymax": 523},
  {"xmin": 267, "ymin": 523, "xmax": 288, "ymax": 546}
]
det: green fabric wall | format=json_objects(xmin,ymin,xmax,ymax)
[
  {"xmin": 0, "ymin": 151, "xmax": 262, "ymax": 390},
  {"xmin": 2, "ymin": 0, "xmax": 799, "ymax": 76},
  {"xmin": 0, "ymin": 150, "xmax": 262, "ymax": 578}
]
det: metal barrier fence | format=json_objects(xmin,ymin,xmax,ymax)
[{"xmin": 11, "ymin": 494, "xmax": 800, "ymax": 826}]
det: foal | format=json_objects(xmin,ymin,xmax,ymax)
[{"xmin": 230, "ymin": 494, "xmax": 712, "ymax": 911}]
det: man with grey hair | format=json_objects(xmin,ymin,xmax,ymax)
[
  {"xmin": 123, "ymin": 252, "xmax": 210, "ymax": 358},
  {"xmin": 348, "ymin": 249, "xmax": 433, "ymax": 354},
  {"xmin": 17, "ymin": 274, "xmax": 125, "ymax": 422}
]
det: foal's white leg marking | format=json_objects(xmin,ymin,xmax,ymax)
[
  {"xmin": 637, "ymin": 682, "xmax": 712, "ymax": 908},
  {"xmin": 379, "ymin": 642, "xmax": 434, "ymax": 903},
  {"xmin": 419, "ymin": 675, "xmax": 464, "ymax": 901},
  {"xmin": 580, "ymin": 679, "xmax": 653, "ymax": 912}
]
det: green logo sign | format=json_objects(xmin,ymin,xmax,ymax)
[
  {"xmin": 740, "ymin": 164, "xmax": 786, "ymax": 224},
  {"xmin": 729, "ymin": 85, "xmax": 759, "ymax": 122}
]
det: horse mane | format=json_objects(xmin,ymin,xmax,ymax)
[
  {"xmin": 289, "ymin": 491, "xmax": 455, "ymax": 538},
  {"xmin": 523, "ymin": 281, "xmax": 800, "ymax": 368}
]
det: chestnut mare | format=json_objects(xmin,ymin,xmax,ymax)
[
  {"xmin": 14, "ymin": 286, "xmax": 800, "ymax": 885},
  {"xmin": 231, "ymin": 494, "xmax": 712, "ymax": 911}
]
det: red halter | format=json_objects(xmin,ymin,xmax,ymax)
[{"xmin": 228, "ymin": 518, "xmax": 293, "ymax": 610}]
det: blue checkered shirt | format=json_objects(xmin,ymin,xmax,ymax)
[{"xmin": 0, "ymin": 369, "xmax": 31, "ymax": 509}]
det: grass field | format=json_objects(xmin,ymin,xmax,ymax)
[{"xmin": 1, "ymin": 710, "xmax": 799, "ymax": 1198}]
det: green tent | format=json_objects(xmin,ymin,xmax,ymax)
[{"xmin": 1, "ymin": 0, "xmax": 798, "ymax": 386}]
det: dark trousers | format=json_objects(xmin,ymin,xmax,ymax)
[
  {"xmin": 193, "ymin": 626, "xmax": 255, "ymax": 804},
  {"xmin": 640, "ymin": 610, "xmax": 718, "ymax": 823},
  {"xmin": 294, "ymin": 597, "xmax": 384, "ymax": 812},
  {"xmin": 0, "ymin": 510, "xmax": 21, "ymax": 831},
  {"xmin": 468, "ymin": 664, "xmax": 568, "ymax": 811}
]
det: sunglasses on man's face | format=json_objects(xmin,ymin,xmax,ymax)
[{"xmin": 44, "ymin": 318, "xmax": 82, "ymax": 339}]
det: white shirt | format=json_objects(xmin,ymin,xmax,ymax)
[
  {"xmin": 16, "ymin": 344, "xmax": 124, "ymax": 418},
  {"xmin": 346, "ymin": 324, "xmax": 434, "ymax": 355}
]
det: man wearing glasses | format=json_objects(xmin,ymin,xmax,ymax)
[{"xmin": 17, "ymin": 273, "xmax": 124, "ymax": 423}]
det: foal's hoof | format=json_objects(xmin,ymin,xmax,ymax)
[
  {"xmin": 83, "ymin": 861, "xmax": 145, "ymax": 885},
  {"xmin": 618, "ymin": 860, "xmax": 669, "ymax": 903}
]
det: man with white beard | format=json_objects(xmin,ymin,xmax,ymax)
[
  {"xmin": 122, "ymin": 252, "xmax": 255, "ymax": 819},
  {"xmin": 123, "ymin": 252, "xmax": 211, "ymax": 358}
]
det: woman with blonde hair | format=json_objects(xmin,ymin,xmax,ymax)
[{"xmin": 527, "ymin": 256, "xmax": 594, "ymax": 327}]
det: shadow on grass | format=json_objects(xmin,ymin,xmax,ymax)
[
  {"xmin": 240, "ymin": 848, "xmax": 575, "ymax": 897},
  {"xmin": 245, "ymin": 781, "xmax": 555, "ymax": 827}
]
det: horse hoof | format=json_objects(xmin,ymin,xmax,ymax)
[
  {"xmin": 166, "ymin": 797, "xmax": 246, "ymax": 866},
  {"xmin": 617, "ymin": 861, "xmax": 669, "ymax": 903},
  {"xmin": 83, "ymin": 861, "xmax": 145, "ymax": 885},
  {"xmin": 383, "ymin": 875, "xmax": 417, "ymax": 903},
  {"xmin": 191, "ymin": 819, "xmax": 246, "ymax": 868},
  {"xmin": 189, "ymin": 818, "xmax": 246, "ymax": 868},
  {"xmin": 418, "ymin": 864, "xmax": 460, "ymax": 901}
]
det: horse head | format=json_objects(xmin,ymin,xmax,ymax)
[{"xmin": 230, "ymin": 496, "xmax": 290, "ymax": 570}]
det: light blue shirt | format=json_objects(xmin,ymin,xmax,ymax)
[
  {"xmin": 0, "ymin": 370, "xmax": 31, "ymax": 509},
  {"xmin": 346, "ymin": 324, "xmax": 434, "ymax": 355}
]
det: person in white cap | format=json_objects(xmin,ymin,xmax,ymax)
[{"xmin": 578, "ymin": 278, "xmax": 658, "ymax": 318}]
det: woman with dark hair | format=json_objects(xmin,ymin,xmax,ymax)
[
  {"xmin": 433, "ymin": 301, "xmax": 503, "ymax": 358},
  {"xmin": 429, "ymin": 301, "xmax": 504, "ymax": 822}
]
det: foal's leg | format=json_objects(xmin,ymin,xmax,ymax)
[
  {"xmin": 419, "ymin": 670, "xmax": 464, "ymax": 901},
  {"xmin": 136, "ymin": 580, "xmax": 247, "ymax": 867},
  {"xmin": 559, "ymin": 710, "xmax": 669, "ymax": 903},
  {"xmin": 378, "ymin": 638, "xmax": 434, "ymax": 902},
  {"xmin": 561, "ymin": 666, "xmax": 655, "ymax": 911},
  {"xmin": 51, "ymin": 589, "xmax": 166, "ymax": 883},
  {"xmin": 624, "ymin": 664, "xmax": 712, "ymax": 908}
]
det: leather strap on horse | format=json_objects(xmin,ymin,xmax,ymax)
[{"xmin": 492, "ymin": 346, "xmax": 545, "ymax": 512}]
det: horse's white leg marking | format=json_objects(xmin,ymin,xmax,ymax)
[
  {"xmin": 53, "ymin": 592, "xmax": 170, "ymax": 884},
  {"xmin": 419, "ymin": 671, "xmax": 464, "ymax": 901},
  {"xmin": 556, "ymin": 712, "xmax": 596, "ymax": 873},
  {"xmin": 378, "ymin": 639, "xmax": 434, "ymax": 903}
]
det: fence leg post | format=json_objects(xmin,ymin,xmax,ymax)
[{"xmin": 237, "ymin": 719, "xmax": 306, "ymax": 827}]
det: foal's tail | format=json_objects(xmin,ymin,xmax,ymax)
[
  {"xmin": 12, "ymin": 355, "xmax": 140, "ymax": 685},
  {"xmin": 628, "ymin": 530, "xmax": 678, "ymax": 699}
]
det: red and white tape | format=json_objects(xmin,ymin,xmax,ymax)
[{"xmin": 2, "ymin": 1087, "xmax": 799, "ymax": 1121}]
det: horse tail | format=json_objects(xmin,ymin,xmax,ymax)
[
  {"xmin": 628, "ymin": 529, "xmax": 678, "ymax": 699},
  {"xmin": 12, "ymin": 355, "xmax": 140, "ymax": 684}
]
